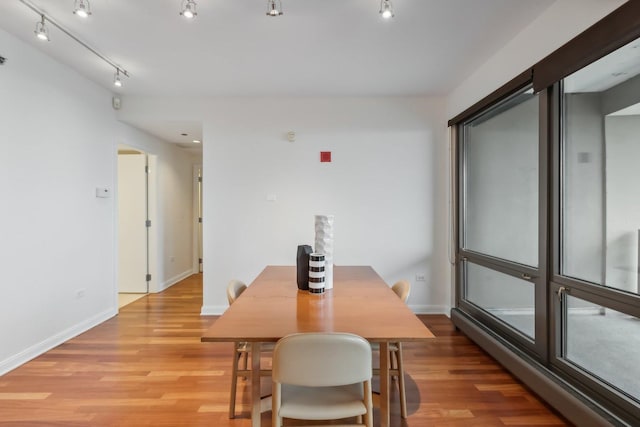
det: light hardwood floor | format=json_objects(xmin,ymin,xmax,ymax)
[
  {"xmin": 0, "ymin": 274, "xmax": 571, "ymax": 426},
  {"xmin": 117, "ymin": 293, "xmax": 146, "ymax": 309}
]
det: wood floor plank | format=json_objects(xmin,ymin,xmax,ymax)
[
  {"xmin": 0, "ymin": 392, "xmax": 51, "ymax": 400},
  {"xmin": 0, "ymin": 274, "xmax": 571, "ymax": 426}
]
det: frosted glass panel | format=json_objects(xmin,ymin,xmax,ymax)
[
  {"xmin": 463, "ymin": 91, "xmax": 538, "ymax": 267},
  {"xmin": 466, "ymin": 262, "xmax": 534, "ymax": 338},
  {"xmin": 566, "ymin": 296, "xmax": 640, "ymax": 402}
]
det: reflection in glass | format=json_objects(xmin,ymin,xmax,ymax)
[
  {"xmin": 465, "ymin": 262, "xmax": 534, "ymax": 338},
  {"xmin": 562, "ymin": 38, "xmax": 640, "ymax": 294},
  {"xmin": 463, "ymin": 89, "xmax": 538, "ymax": 267},
  {"xmin": 565, "ymin": 296, "xmax": 640, "ymax": 402}
]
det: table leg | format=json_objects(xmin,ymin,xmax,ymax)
[
  {"xmin": 379, "ymin": 341, "xmax": 390, "ymax": 427},
  {"xmin": 251, "ymin": 342, "xmax": 261, "ymax": 427}
]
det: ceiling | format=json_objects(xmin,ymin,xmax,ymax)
[{"xmin": 0, "ymin": 0, "xmax": 556, "ymax": 150}]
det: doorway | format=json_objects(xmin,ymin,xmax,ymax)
[
  {"xmin": 117, "ymin": 146, "xmax": 150, "ymax": 306},
  {"xmin": 193, "ymin": 165, "xmax": 203, "ymax": 273}
]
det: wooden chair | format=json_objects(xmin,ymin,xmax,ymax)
[
  {"xmin": 272, "ymin": 332, "xmax": 373, "ymax": 427},
  {"xmin": 226, "ymin": 279, "xmax": 275, "ymax": 418},
  {"xmin": 373, "ymin": 279, "xmax": 411, "ymax": 418},
  {"xmin": 226, "ymin": 279, "xmax": 248, "ymax": 419}
]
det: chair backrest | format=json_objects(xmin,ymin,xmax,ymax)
[
  {"xmin": 272, "ymin": 332, "xmax": 372, "ymax": 387},
  {"xmin": 391, "ymin": 280, "xmax": 411, "ymax": 304},
  {"xmin": 226, "ymin": 279, "xmax": 247, "ymax": 306}
]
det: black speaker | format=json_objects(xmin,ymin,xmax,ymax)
[{"xmin": 296, "ymin": 245, "xmax": 313, "ymax": 290}]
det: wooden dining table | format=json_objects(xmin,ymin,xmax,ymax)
[{"xmin": 201, "ymin": 265, "xmax": 435, "ymax": 427}]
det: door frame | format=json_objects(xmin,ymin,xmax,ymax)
[
  {"xmin": 192, "ymin": 164, "xmax": 203, "ymax": 274},
  {"xmin": 114, "ymin": 143, "xmax": 158, "ymax": 299}
]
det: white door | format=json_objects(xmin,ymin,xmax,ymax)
[{"xmin": 118, "ymin": 153, "xmax": 148, "ymax": 293}]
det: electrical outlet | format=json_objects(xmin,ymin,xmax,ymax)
[{"xmin": 415, "ymin": 274, "xmax": 426, "ymax": 282}]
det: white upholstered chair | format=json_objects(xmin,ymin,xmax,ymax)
[{"xmin": 272, "ymin": 332, "xmax": 374, "ymax": 427}]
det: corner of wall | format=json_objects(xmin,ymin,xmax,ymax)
[
  {"xmin": 154, "ymin": 270, "xmax": 196, "ymax": 293},
  {"xmin": 200, "ymin": 305, "xmax": 228, "ymax": 316}
]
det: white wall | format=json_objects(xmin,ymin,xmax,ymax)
[
  {"xmin": 0, "ymin": 27, "xmax": 197, "ymax": 374},
  {"xmin": 117, "ymin": 96, "xmax": 451, "ymax": 315},
  {"xmin": 447, "ymin": 0, "xmax": 626, "ymax": 118},
  {"xmin": 201, "ymin": 98, "xmax": 449, "ymax": 315}
]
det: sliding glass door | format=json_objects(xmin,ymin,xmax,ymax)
[
  {"xmin": 458, "ymin": 86, "xmax": 543, "ymax": 355},
  {"xmin": 551, "ymin": 37, "xmax": 640, "ymax": 419}
]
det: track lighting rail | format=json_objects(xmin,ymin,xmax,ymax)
[{"xmin": 18, "ymin": 0, "xmax": 129, "ymax": 79}]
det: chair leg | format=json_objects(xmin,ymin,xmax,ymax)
[
  {"xmin": 229, "ymin": 342, "xmax": 240, "ymax": 419},
  {"xmin": 241, "ymin": 350, "xmax": 249, "ymax": 380},
  {"xmin": 391, "ymin": 348, "xmax": 398, "ymax": 381},
  {"xmin": 272, "ymin": 382, "xmax": 282, "ymax": 427},
  {"xmin": 364, "ymin": 380, "xmax": 373, "ymax": 427},
  {"xmin": 396, "ymin": 342, "xmax": 407, "ymax": 419}
]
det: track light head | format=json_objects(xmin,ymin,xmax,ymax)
[
  {"xmin": 380, "ymin": 0, "xmax": 394, "ymax": 19},
  {"xmin": 266, "ymin": 0, "xmax": 283, "ymax": 17},
  {"xmin": 73, "ymin": 0, "xmax": 91, "ymax": 18},
  {"xmin": 180, "ymin": 0, "xmax": 197, "ymax": 19},
  {"xmin": 34, "ymin": 15, "xmax": 49, "ymax": 41},
  {"xmin": 114, "ymin": 70, "xmax": 123, "ymax": 87}
]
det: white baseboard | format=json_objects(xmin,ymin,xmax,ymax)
[
  {"xmin": 200, "ymin": 305, "xmax": 228, "ymax": 316},
  {"xmin": 410, "ymin": 304, "xmax": 451, "ymax": 315},
  {"xmin": 156, "ymin": 269, "xmax": 195, "ymax": 293},
  {"xmin": 0, "ymin": 307, "xmax": 117, "ymax": 376}
]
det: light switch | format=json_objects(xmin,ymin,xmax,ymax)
[{"xmin": 96, "ymin": 187, "xmax": 111, "ymax": 198}]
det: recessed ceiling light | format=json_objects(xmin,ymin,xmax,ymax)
[
  {"xmin": 181, "ymin": 133, "xmax": 188, "ymax": 136},
  {"xmin": 192, "ymin": 139, "xmax": 201, "ymax": 144}
]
